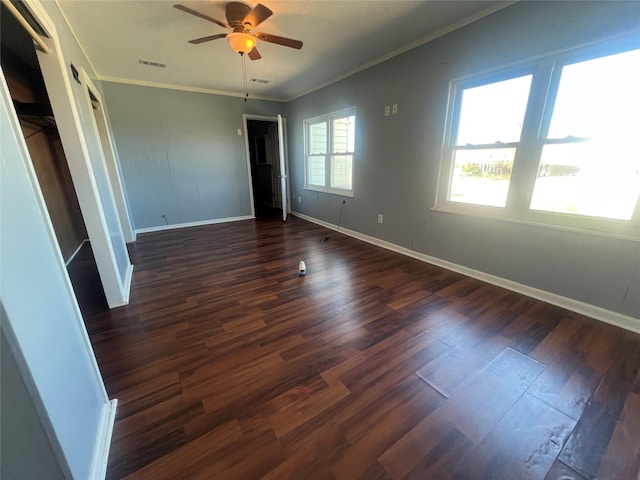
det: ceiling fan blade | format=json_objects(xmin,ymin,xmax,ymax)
[
  {"xmin": 248, "ymin": 47, "xmax": 262, "ymax": 61},
  {"xmin": 188, "ymin": 33, "xmax": 228, "ymax": 45},
  {"xmin": 255, "ymin": 32, "xmax": 303, "ymax": 50},
  {"xmin": 243, "ymin": 4, "xmax": 273, "ymax": 28},
  {"xmin": 173, "ymin": 4, "xmax": 229, "ymax": 29}
]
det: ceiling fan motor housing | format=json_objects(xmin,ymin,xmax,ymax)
[{"xmin": 226, "ymin": 2, "xmax": 252, "ymax": 28}]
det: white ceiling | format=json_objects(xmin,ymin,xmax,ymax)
[{"xmin": 56, "ymin": 0, "xmax": 511, "ymax": 101}]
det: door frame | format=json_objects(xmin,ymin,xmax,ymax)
[
  {"xmin": 242, "ymin": 113, "xmax": 290, "ymax": 218},
  {"xmin": 4, "ymin": 0, "xmax": 110, "ymax": 392},
  {"xmin": 28, "ymin": 1, "xmax": 133, "ymax": 308},
  {"xmin": 80, "ymin": 68, "xmax": 135, "ymax": 243}
]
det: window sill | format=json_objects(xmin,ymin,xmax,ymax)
[
  {"xmin": 304, "ymin": 185, "xmax": 354, "ymax": 198},
  {"xmin": 431, "ymin": 204, "xmax": 640, "ymax": 242}
]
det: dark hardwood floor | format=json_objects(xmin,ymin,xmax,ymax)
[{"xmin": 68, "ymin": 216, "xmax": 640, "ymax": 479}]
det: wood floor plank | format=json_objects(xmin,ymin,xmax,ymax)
[
  {"xmin": 121, "ymin": 419, "xmax": 244, "ymax": 479},
  {"xmin": 416, "ymin": 334, "xmax": 510, "ymax": 398},
  {"xmin": 379, "ymin": 348, "xmax": 545, "ymax": 478},
  {"xmin": 331, "ymin": 375, "xmax": 443, "ymax": 479},
  {"xmin": 358, "ymin": 462, "xmax": 393, "ymax": 480},
  {"xmin": 558, "ymin": 399, "xmax": 619, "ymax": 479},
  {"xmin": 320, "ymin": 329, "xmax": 413, "ymax": 385},
  {"xmin": 263, "ymin": 377, "xmax": 350, "ymax": 439},
  {"xmin": 261, "ymin": 420, "xmax": 350, "ymax": 480},
  {"xmin": 450, "ymin": 393, "xmax": 575, "ymax": 480},
  {"xmin": 591, "ymin": 336, "xmax": 640, "ymax": 415},
  {"xmin": 527, "ymin": 348, "xmax": 601, "ymax": 421},
  {"xmin": 65, "ymin": 217, "xmax": 640, "ymax": 479},
  {"xmin": 596, "ymin": 392, "xmax": 640, "ymax": 480},
  {"xmin": 528, "ymin": 316, "xmax": 592, "ymax": 365},
  {"xmin": 544, "ymin": 459, "xmax": 587, "ymax": 480},
  {"xmin": 405, "ymin": 426, "xmax": 475, "ymax": 480},
  {"xmin": 339, "ymin": 331, "xmax": 448, "ymax": 393},
  {"xmin": 500, "ymin": 302, "xmax": 566, "ymax": 354},
  {"xmin": 114, "ymin": 372, "xmax": 182, "ymax": 419}
]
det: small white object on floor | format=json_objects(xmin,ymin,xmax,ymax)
[{"xmin": 298, "ymin": 260, "xmax": 306, "ymax": 276}]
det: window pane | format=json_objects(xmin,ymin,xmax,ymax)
[
  {"xmin": 449, "ymin": 148, "xmax": 515, "ymax": 207},
  {"xmin": 456, "ymin": 75, "xmax": 532, "ymax": 145},
  {"xmin": 533, "ymin": 48, "xmax": 640, "ymax": 220},
  {"xmin": 548, "ymin": 49, "xmax": 640, "ymax": 140},
  {"xmin": 332, "ymin": 116, "xmax": 355, "ymax": 153},
  {"xmin": 309, "ymin": 122, "xmax": 327, "ymax": 154},
  {"xmin": 530, "ymin": 142, "xmax": 640, "ymax": 220},
  {"xmin": 331, "ymin": 155, "xmax": 352, "ymax": 190},
  {"xmin": 308, "ymin": 155, "xmax": 326, "ymax": 186}
]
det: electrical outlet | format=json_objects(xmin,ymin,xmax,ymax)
[
  {"xmin": 392, "ymin": 103, "xmax": 398, "ymax": 115},
  {"xmin": 377, "ymin": 213, "xmax": 383, "ymax": 224},
  {"xmin": 384, "ymin": 105, "xmax": 390, "ymax": 117}
]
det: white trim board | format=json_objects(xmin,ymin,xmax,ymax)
[
  {"xmin": 87, "ymin": 399, "xmax": 117, "ymax": 480},
  {"xmin": 109, "ymin": 263, "xmax": 134, "ymax": 309},
  {"xmin": 135, "ymin": 215, "xmax": 254, "ymax": 235},
  {"xmin": 291, "ymin": 210, "xmax": 640, "ymax": 335},
  {"xmin": 99, "ymin": 76, "xmax": 284, "ymax": 103},
  {"xmin": 80, "ymin": 68, "xmax": 136, "ymax": 244}
]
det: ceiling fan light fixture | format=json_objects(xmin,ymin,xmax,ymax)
[{"xmin": 227, "ymin": 32, "xmax": 256, "ymax": 54}]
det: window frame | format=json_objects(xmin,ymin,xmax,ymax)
[
  {"xmin": 304, "ymin": 107, "xmax": 356, "ymax": 197},
  {"xmin": 441, "ymin": 66, "xmax": 538, "ymax": 212},
  {"xmin": 435, "ymin": 36, "xmax": 640, "ymax": 239}
]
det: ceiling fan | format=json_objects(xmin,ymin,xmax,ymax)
[{"xmin": 173, "ymin": 2, "xmax": 303, "ymax": 60}]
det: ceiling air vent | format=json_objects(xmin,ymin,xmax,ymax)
[
  {"xmin": 138, "ymin": 59, "xmax": 167, "ymax": 68},
  {"xmin": 249, "ymin": 78, "xmax": 269, "ymax": 84}
]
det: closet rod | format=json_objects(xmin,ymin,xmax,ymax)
[{"xmin": 2, "ymin": 0, "xmax": 50, "ymax": 54}]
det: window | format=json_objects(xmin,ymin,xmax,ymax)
[
  {"xmin": 437, "ymin": 38, "xmax": 640, "ymax": 237},
  {"xmin": 449, "ymin": 74, "xmax": 532, "ymax": 207},
  {"xmin": 530, "ymin": 48, "xmax": 640, "ymax": 220},
  {"xmin": 304, "ymin": 108, "xmax": 356, "ymax": 196}
]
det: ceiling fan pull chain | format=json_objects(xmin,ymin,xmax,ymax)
[{"xmin": 242, "ymin": 52, "xmax": 249, "ymax": 102}]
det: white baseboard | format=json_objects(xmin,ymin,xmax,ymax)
[
  {"xmin": 135, "ymin": 215, "xmax": 254, "ymax": 235},
  {"xmin": 123, "ymin": 263, "xmax": 133, "ymax": 301},
  {"xmin": 292, "ymin": 211, "xmax": 640, "ymax": 334},
  {"xmin": 89, "ymin": 398, "xmax": 117, "ymax": 480},
  {"xmin": 107, "ymin": 264, "xmax": 134, "ymax": 309}
]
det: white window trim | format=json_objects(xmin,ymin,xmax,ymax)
[
  {"xmin": 304, "ymin": 107, "xmax": 356, "ymax": 197},
  {"xmin": 434, "ymin": 35, "xmax": 640, "ymax": 240}
]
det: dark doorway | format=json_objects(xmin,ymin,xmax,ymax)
[{"xmin": 246, "ymin": 119, "xmax": 283, "ymax": 218}]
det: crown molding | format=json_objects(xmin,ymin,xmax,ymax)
[
  {"xmin": 98, "ymin": 75, "xmax": 285, "ymax": 102},
  {"xmin": 284, "ymin": 1, "xmax": 516, "ymax": 102}
]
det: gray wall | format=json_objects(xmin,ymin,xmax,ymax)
[
  {"xmin": 1, "ymin": 1, "xmax": 114, "ymax": 477},
  {"xmin": 1, "ymin": 328, "xmax": 65, "ymax": 480},
  {"xmin": 1, "ymin": 77, "xmax": 106, "ymax": 478},
  {"xmin": 286, "ymin": 1, "xmax": 640, "ymax": 319},
  {"xmin": 102, "ymin": 82, "xmax": 284, "ymax": 229}
]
